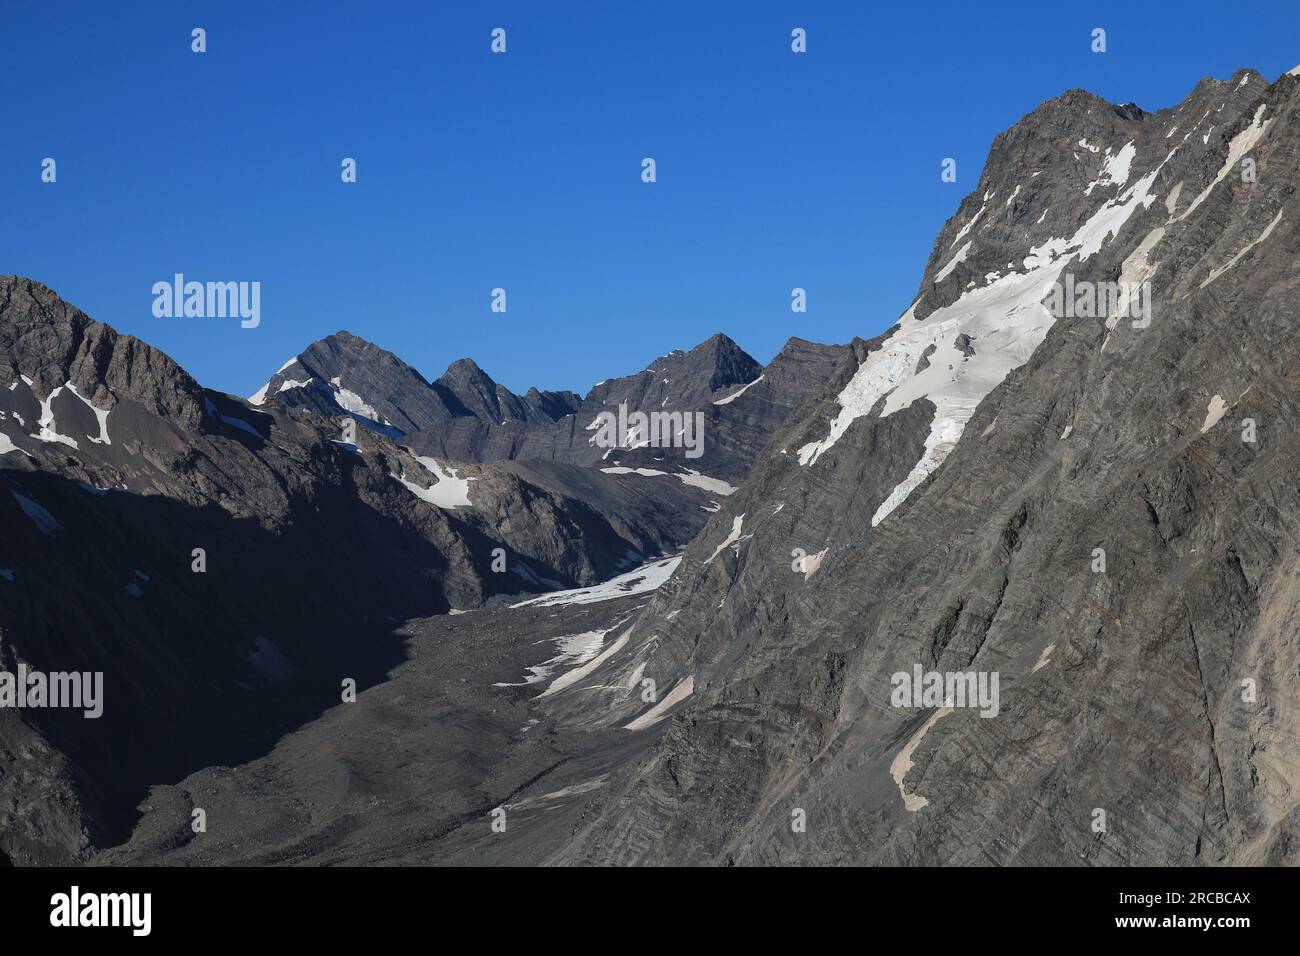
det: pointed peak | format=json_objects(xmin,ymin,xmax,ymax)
[
  {"xmin": 300, "ymin": 330, "xmax": 356, "ymax": 350},
  {"xmin": 443, "ymin": 356, "xmax": 483, "ymax": 374},
  {"xmin": 439, "ymin": 357, "xmax": 496, "ymax": 386},
  {"xmin": 313, "ymin": 329, "xmax": 385, "ymax": 354},
  {"xmin": 696, "ymin": 331, "xmax": 741, "ymax": 350},
  {"xmin": 707, "ymin": 332, "xmax": 757, "ymax": 360},
  {"xmin": 668, "ymin": 332, "xmax": 751, "ymax": 365}
]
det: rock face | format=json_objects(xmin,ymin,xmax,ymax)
[{"xmin": 521, "ymin": 67, "xmax": 1300, "ymax": 866}]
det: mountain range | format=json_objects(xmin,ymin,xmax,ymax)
[{"xmin": 3, "ymin": 63, "xmax": 1299, "ymax": 866}]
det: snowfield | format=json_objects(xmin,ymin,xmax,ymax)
[
  {"xmin": 394, "ymin": 456, "xmax": 475, "ymax": 509},
  {"xmin": 510, "ymin": 556, "xmax": 680, "ymax": 609},
  {"xmin": 799, "ymin": 138, "xmax": 1182, "ymax": 526}
]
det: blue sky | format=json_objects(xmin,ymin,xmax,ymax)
[{"xmin": 4, "ymin": 1, "xmax": 1298, "ymax": 398}]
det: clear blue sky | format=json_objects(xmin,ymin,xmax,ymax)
[{"xmin": 4, "ymin": 1, "xmax": 1297, "ymax": 399}]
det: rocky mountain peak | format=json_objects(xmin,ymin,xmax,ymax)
[
  {"xmin": 0, "ymin": 274, "xmax": 206, "ymax": 430},
  {"xmin": 915, "ymin": 65, "xmax": 1276, "ymax": 322},
  {"xmin": 435, "ymin": 357, "xmax": 502, "ymax": 419}
]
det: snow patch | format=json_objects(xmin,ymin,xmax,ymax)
[
  {"xmin": 1101, "ymin": 225, "xmax": 1166, "ymax": 353},
  {"xmin": 950, "ymin": 204, "xmax": 986, "ymax": 247},
  {"xmin": 712, "ymin": 375, "xmax": 764, "ymax": 405},
  {"xmin": 511, "ymin": 556, "xmax": 680, "ymax": 609},
  {"xmin": 676, "ymin": 469, "xmax": 736, "ymax": 496},
  {"xmin": 890, "ymin": 706, "xmax": 953, "ymax": 812},
  {"xmin": 1085, "ymin": 141, "xmax": 1136, "ymax": 195},
  {"xmin": 1164, "ymin": 181, "xmax": 1183, "ymax": 216},
  {"xmin": 394, "ymin": 456, "xmax": 474, "ymax": 509},
  {"xmin": 64, "ymin": 384, "xmax": 112, "ymax": 444},
  {"xmin": 1200, "ymin": 394, "xmax": 1228, "ymax": 433},
  {"xmin": 871, "ymin": 416, "xmax": 964, "ymax": 525},
  {"xmin": 33, "ymin": 387, "xmax": 78, "ymax": 448},
  {"xmin": 935, "ymin": 241, "xmax": 971, "ymax": 283},
  {"xmin": 800, "ymin": 548, "xmax": 828, "ymax": 580},
  {"xmin": 602, "ymin": 466, "xmax": 670, "ymax": 478},
  {"xmin": 503, "ymin": 775, "xmax": 609, "ymax": 811},
  {"xmin": 1199, "ymin": 210, "xmax": 1284, "ymax": 288},
  {"xmin": 333, "ymin": 386, "xmax": 385, "ymax": 424},
  {"xmin": 11, "ymin": 490, "xmax": 62, "ymax": 534},
  {"xmin": 706, "ymin": 515, "xmax": 745, "ymax": 564},
  {"xmin": 624, "ymin": 676, "xmax": 695, "ymax": 731},
  {"xmin": 1179, "ymin": 105, "xmax": 1272, "ymax": 222},
  {"xmin": 206, "ymin": 397, "xmax": 264, "ymax": 438},
  {"xmin": 221, "ymin": 415, "xmax": 263, "ymax": 438},
  {"xmin": 494, "ymin": 627, "xmax": 616, "ymax": 688},
  {"xmin": 536, "ymin": 628, "xmax": 632, "ymax": 698},
  {"xmin": 600, "ymin": 466, "xmax": 736, "ymax": 497}
]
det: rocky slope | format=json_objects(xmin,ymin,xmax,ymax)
[{"xmin": 519, "ymin": 66, "xmax": 1300, "ymax": 866}]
